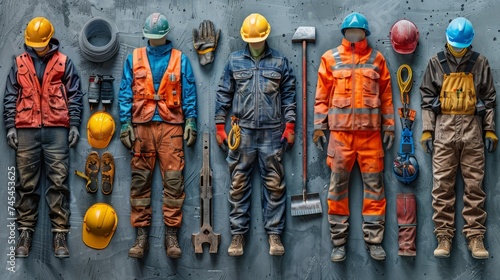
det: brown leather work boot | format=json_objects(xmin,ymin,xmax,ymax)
[
  {"xmin": 468, "ymin": 235, "xmax": 489, "ymax": 259},
  {"xmin": 54, "ymin": 232, "xmax": 69, "ymax": 258},
  {"xmin": 15, "ymin": 230, "xmax": 33, "ymax": 257},
  {"xmin": 128, "ymin": 227, "xmax": 149, "ymax": 258},
  {"xmin": 100, "ymin": 152, "xmax": 115, "ymax": 195},
  {"xmin": 228, "ymin": 234, "xmax": 244, "ymax": 256},
  {"xmin": 434, "ymin": 235, "xmax": 452, "ymax": 258},
  {"xmin": 85, "ymin": 151, "xmax": 100, "ymax": 193},
  {"xmin": 165, "ymin": 227, "xmax": 182, "ymax": 258},
  {"xmin": 268, "ymin": 234, "xmax": 285, "ymax": 256}
]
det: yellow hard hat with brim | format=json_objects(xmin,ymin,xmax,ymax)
[
  {"xmin": 82, "ymin": 203, "xmax": 118, "ymax": 249},
  {"xmin": 87, "ymin": 111, "xmax": 115, "ymax": 149}
]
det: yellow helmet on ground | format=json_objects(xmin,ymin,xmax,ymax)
[
  {"xmin": 240, "ymin": 13, "xmax": 271, "ymax": 43},
  {"xmin": 82, "ymin": 203, "xmax": 118, "ymax": 249},
  {"xmin": 25, "ymin": 17, "xmax": 54, "ymax": 48},
  {"xmin": 87, "ymin": 111, "xmax": 115, "ymax": 149}
]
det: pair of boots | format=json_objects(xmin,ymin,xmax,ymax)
[
  {"xmin": 434, "ymin": 235, "xmax": 489, "ymax": 259},
  {"xmin": 78, "ymin": 151, "xmax": 115, "ymax": 194},
  {"xmin": 227, "ymin": 234, "xmax": 285, "ymax": 256},
  {"xmin": 88, "ymin": 74, "xmax": 115, "ymax": 105},
  {"xmin": 128, "ymin": 227, "xmax": 182, "ymax": 259},
  {"xmin": 330, "ymin": 243, "xmax": 386, "ymax": 262},
  {"xmin": 15, "ymin": 230, "xmax": 69, "ymax": 258}
]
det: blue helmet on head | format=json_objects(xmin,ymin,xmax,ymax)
[
  {"xmin": 341, "ymin": 12, "xmax": 371, "ymax": 36},
  {"xmin": 446, "ymin": 17, "xmax": 474, "ymax": 48}
]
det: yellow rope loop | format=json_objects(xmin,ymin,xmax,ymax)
[
  {"xmin": 397, "ymin": 64, "xmax": 413, "ymax": 105},
  {"xmin": 228, "ymin": 116, "xmax": 241, "ymax": 150}
]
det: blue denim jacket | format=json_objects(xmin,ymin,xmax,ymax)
[{"xmin": 215, "ymin": 44, "xmax": 296, "ymax": 129}]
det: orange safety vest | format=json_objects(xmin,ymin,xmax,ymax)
[
  {"xmin": 15, "ymin": 52, "xmax": 69, "ymax": 128},
  {"xmin": 315, "ymin": 38, "xmax": 394, "ymax": 132},
  {"xmin": 131, "ymin": 47, "xmax": 183, "ymax": 124}
]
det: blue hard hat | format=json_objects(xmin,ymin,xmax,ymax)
[
  {"xmin": 393, "ymin": 155, "xmax": 419, "ymax": 184},
  {"xmin": 446, "ymin": 17, "xmax": 474, "ymax": 48},
  {"xmin": 341, "ymin": 12, "xmax": 371, "ymax": 36}
]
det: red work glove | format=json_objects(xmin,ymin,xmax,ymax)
[
  {"xmin": 215, "ymin": 124, "xmax": 228, "ymax": 152},
  {"xmin": 281, "ymin": 122, "xmax": 295, "ymax": 151}
]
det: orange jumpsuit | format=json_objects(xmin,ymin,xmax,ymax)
[{"xmin": 314, "ymin": 38, "xmax": 394, "ymax": 246}]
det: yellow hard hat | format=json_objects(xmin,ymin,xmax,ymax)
[
  {"xmin": 87, "ymin": 111, "xmax": 115, "ymax": 149},
  {"xmin": 240, "ymin": 13, "xmax": 271, "ymax": 43},
  {"xmin": 25, "ymin": 17, "xmax": 54, "ymax": 48},
  {"xmin": 82, "ymin": 203, "xmax": 118, "ymax": 249}
]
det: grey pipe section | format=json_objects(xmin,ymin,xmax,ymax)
[{"xmin": 79, "ymin": 17, "xmax": 120, "ymax": 63}]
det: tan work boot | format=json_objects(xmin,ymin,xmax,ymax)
[
  {"xmin": 165, "ymin": 227, "xmax": 182, "ymax": 259},
  {"xmin": 85, "ymin": 151, "xmax": 100, "ymax": 193},
  {"xmin": 434, "ymin": 235, "xmax": 452, "ymax": 258},
  {"xmin": 228, "ymin": 234, "xmax": 244, "ymax": 256},
  {"xmin": 128, "ymin": 227, "xmax": 149, "ymax": 258},
  {"xmin": 100, "ymin": 152, "xmax": 115, "ymax": 195},
  {"xmin": 268, "ymin": 234, "xmax": 285, "ymax": 256},
  {"xmin": 468, "ymin": 235, "xmax": 489, "ymax": 259}
]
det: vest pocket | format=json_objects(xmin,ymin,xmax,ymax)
[
  {"xmin": 165, "ymin": 73, "xmax": 181, "ymax": 108},
  {"xmin": 16, "ymin": 89, "xmax": 35, "ymax": 124},
  {"xmin": 48, "ymin": 83, "xmax": 68, "ymax": 110}
]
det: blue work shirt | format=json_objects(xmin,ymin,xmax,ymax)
[{"xmin": 119, "ymin": 41, "xmax": 197, "ymax": 123}]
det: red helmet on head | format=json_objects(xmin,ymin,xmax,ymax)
[{"xmin": 390, "ymin": 19, "xmax": 419, "ymax": 54}]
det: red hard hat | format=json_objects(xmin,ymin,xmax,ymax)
[{"xmin": 390, "ymin": 19, "xmax": 419, "ymax": 54}]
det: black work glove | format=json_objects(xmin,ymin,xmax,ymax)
[
  {"xmin": 7, "ymin": 127, "xmax": 18, "ymax": 150},
  {"xmin": 68, "ymin": 126, "xmax": 80, "ymax": 148},
  {"xmin": 193, "ymin": 20, "xmax": 220, "ymax": 66}
]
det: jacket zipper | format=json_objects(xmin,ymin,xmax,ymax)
[{"xmin": 351, "ymin": 43, "xmax": 356, "ymax": 131}]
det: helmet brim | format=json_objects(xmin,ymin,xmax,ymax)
[{"xmin": 82, "ymin": 225, "xmax": 115, "ymax": 249}]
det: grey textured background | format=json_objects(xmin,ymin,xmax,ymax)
[{"xmin": 0, "ymin": 0, "xmax": 500, "ymax": 279}]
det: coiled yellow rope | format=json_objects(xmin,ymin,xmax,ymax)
[{"xmin": 228, "ymin": 116, "xmax": 241, "ymax": 150}]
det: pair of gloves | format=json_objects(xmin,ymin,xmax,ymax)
[
  {"xmin": 312, "ymin": 130, "xmax": 395, "ymax": 151},
  {"xmin": 7, "ymin": 126, "xmax": 80, "ymax": 149},
  {"xmin": 119, "ymin": 118, "xmax": 197, "ymax": 149},
  {"xmin": 420, "ymin": 130, "xmax": 498, "ymax": 153},
  {"xmin": 215, "ymin": 122, "xmax": 295, "ymax": 152}
]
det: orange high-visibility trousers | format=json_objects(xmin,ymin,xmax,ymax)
[{"xmin": 326, "ymin": 130, "xmax": 386, "ymax": 246}]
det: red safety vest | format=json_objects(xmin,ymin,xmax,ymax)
[
  {"xmin": 15, "ymin": 52, "xmax": 69, "ymax": 128},
  {"xmin": 131, "ymin": 47, "xmax": 183, "ymax": 124}
]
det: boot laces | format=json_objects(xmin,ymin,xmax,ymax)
[
  {"xmin": 167, "ymin": 235, "xmax": 180, "ymax": 248},
  {"xmin": 55, "ymin": 233, "xmax": 67, "ymax": 248},
  {"xmin": 231, "ymin": 234, "xmax": 244, "ymax": 247},
  {"xmin": 19, "ymin": 231, "xmax": 31, "ymax": 247}
]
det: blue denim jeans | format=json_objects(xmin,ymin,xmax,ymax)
[
  {"xmin": 227, "ymin": 126, "xmax": 286, "ymax": 235},
  {"xmin": 15, "ymin": 127, "xmax": 70, "ymax": 232}
]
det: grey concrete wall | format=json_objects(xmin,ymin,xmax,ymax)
[{"xmin": 0, "ymin": 0, "xmax": 499, "ymax": 279}]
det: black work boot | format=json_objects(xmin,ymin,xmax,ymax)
[
  {"xmin": 165, "ymin": 227, "xmax": 182, "ymax": 258},
  {"xmin": 128, "ymin": 227, "xmax": 149, "ymax": 258},
  {"xmin": 54, "ymin": 232, "xmax": 70, "ymax": 258},
  {"xmin": 15, "ymin": 230, "xmax": 33, "ymax": 257},
  {"xmin": 100, "ymin": 75, "xmax": 115, "ymax": 105}
]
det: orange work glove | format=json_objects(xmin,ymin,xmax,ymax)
[
  {"xmin": 280, "ymin": 123, "xmax": 295, "ymax": 151},
  {"xmin": 313, "ymin": 129, "xmax": 326, "ymax": 151},
  {"xmin": 215, "ymin": 124, "xmax": 228, "ymax": 152}
]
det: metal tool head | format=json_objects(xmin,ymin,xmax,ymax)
[{"xmin": 292, "ymin": 26, "xmax": 316, "ymax": 43}]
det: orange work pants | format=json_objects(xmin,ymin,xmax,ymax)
[{"xmin": 326, "ymin": 130, "xmax": 386, "ymax": 246}]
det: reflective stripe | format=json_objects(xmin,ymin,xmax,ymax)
[
  {"xmin": 163, "ymin": 197, "xmax": 184, "ymax": 207},
  {"xmin": 382, "ymin": 114, "xmax": 394, "ymax": 120},
  {"xmin": 328, "ymin": 214, "xmax": 349, "ymax": 223},
  {"xmin": 362, "ymin": 172, "xmax": 384, "ymax": 194},
  {"xmin": 327, "ymin": 191, "xmax": 348, "ymax": 202},
  {"xmin": 363, "ymin": 214, "xmax": 385, "ymax": 222},
  {"xmin": 331, "ymin": 49, "xmax": 380, "ymax": 72},
  {"xmin": 364, "ymin": 191, "xmax": 385, "ymax": 201},
  {"xmin": 131, "ymin": 198, "xmax": 151, "ymax": 207},
  {"xmin": 314, "ymin": 113, "xmax": 328, "ymax": 120},
  {"xmin": 329, "ymin": 107, "xmax": 380, "ymax": 115}
]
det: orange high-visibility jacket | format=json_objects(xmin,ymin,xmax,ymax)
[
  {"xmin": 131, "ymin": 47, "xmax": 183, "ymax": 124},
  {"xmin": 15, "ymin": 52, "xmax": 69, "ymax": 128},
  {"xmin": 314, "ymin": 38, "xmax": 394, "ymax": 132}
]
